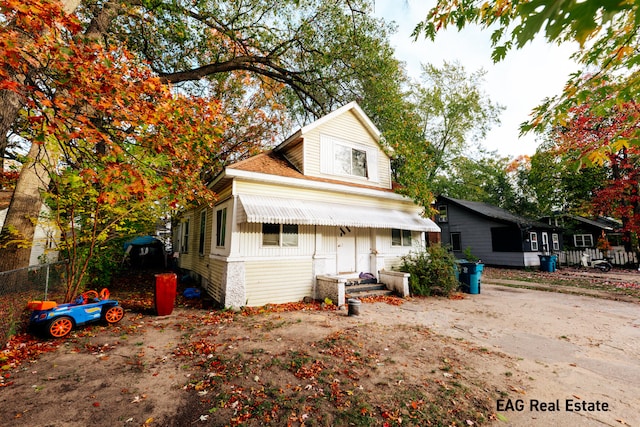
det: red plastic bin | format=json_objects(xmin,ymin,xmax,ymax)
[{"xmin": 154, "ymin": 273, "xmax": 177, "ymax": 316}]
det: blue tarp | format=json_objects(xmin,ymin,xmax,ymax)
[{"xmin": 124, "ymin": 235, "xmax": 162, "ymax": 250}]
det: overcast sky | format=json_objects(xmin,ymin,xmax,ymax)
[{"xmin": 373, "ymin": 0, "xmax": 580, "ymax": 157}]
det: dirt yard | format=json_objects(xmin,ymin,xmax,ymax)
[{"xmin": 1, "ymin": 269, "xmax": 639, "ymax": 426}]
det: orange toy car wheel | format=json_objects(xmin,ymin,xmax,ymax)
[
  {"xmin": 103, "ymin": 306, "xmax": 124, "ymax": 324},
  {"xmin": 47, "ymin": 316, "xmax": 74, "ymax": 338}
]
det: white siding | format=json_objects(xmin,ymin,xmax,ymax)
[
  {"xmin": 303, "ymin": 110, "xmax": 391, "ymax": 189},
  {"xmin": 283, "ymin": 140, "xmax": 304, "ymax": 173},
  {"xmin": 356, "ymin": 228, "xmax": 372, "ymax": 273},
  {"xmin": 177, "ymin": 206, "xmax": 216, "ymax": 280},
  {"xmin": 384, "ymin": 256, "xmax": 405, "ymax": 271},
  {"xmin": 244, "ymin": 259, "xmax": 313, "ymax": 306},
  {"xmin": 236, "ymin": 223, "xmax": 315, "ymax": 258},
  {"xmin": 318, "ymin": 225, "xmax": 337, "ymax": 254},
  {"xmin": 204, "ymin": 259, "xmax": 225, "ymax": 303}
]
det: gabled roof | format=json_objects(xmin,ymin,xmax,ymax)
[
  {"xmin": 543, "ymin": 214, "xmax": 622, "ymax": 232},
  {"xmin": 225, "ymin": 150, "xmax": 395, "ymax": 193},
  {"xmin": 567, "ymin": 215, "xmax": 617, "ymax": 231},
  {"xmin": 227, "ymin": 150, "xmax": 304, "ymax": 179},
  {"xmin": 276, "ymin": 101, "xmax": 381, "ymax": 152},
  {"xmin": 438, "ymin": 196, "xmax": 554, "ymax": 229}
]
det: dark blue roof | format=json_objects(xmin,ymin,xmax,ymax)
[{"xmin": 438, "ymin": 196, "xmax": 554, "ymax": 229}]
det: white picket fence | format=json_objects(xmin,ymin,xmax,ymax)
[{"xmin": 558, "ymin": 248, "xmax": 638, "ymax": 267}]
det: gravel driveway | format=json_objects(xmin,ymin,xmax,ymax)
[{"xmin": 365, "ymin": 284, "xmax": 640, "ymax": 426}]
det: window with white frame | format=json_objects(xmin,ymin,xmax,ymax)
[
  {"xmin": 391, "ymin": 229, "xmax": 412, "ymax": 247},
  {"xmin": 216, "ymin": 208, "xmax": 227, "ymax": 247},
  {"xmin": 198, "ymin": 210, "xmax": 206, "ymax": 256},
  {"xmin": 262, "ymin": 224, "xmax": 298, "ymax": 247},
  {"xmin": 320, "ymin": 135, "xmax": 378, "ymax": 181},
  {"xmin": 574, "ymin": 234, "xmax": 593, "ymax": 247},
  {"xmin": 437, "ymin": 205, "xmax": 448, "ymax": 223},
  {"xmin": 552, "ymin": 233, "xmax": 560, "ymax": 251},
  {"xmin": 335, "ymin": 144, "xmax": 368, "ymax": 177},
  {"xmin": 181, "ymin": 220, "xmax": 190, "ymax": 253},
  {"xmin": 530, "ymin": 232, "xmax": 538, "ymax": 251}
]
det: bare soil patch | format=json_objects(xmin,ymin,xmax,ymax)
[{"xmin": 1, "ymin": 268, "xmax": 639, "ymax": 426}]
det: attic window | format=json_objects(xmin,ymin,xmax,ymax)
[
  {"xmin": 437, "ymin": 205, "xmax": 448, "ymax": 222},
  {"xmin": 335, "ymin": 145, "xmax": 367, "ymax": 177},
  {"xmin": 319, "ymin": 135, "xmax": 378, "ymax": 181}
]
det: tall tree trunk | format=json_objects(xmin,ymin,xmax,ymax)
[
  {"xmin": 0, "ymin": 0, "xmax": 81, "ymax": 271},
  {"xmin": 0, "ymin": 90, "xmax": 22, "ymax": 172},
  {"xmin": 0, "ymin": 142, "xmax": 52, "ymax": 271}
]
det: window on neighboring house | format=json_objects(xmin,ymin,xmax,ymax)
[
  {"xmin": 608, "ymin": 233, "xmax": 623, "ymax": 247},
  {"xmin": 181, "ymin": 220, "xmax": 190, "ymax": 253},
  {"xmin": 391, "ymin": 229, "xmax": 412, "ymax": 247},
  {"xmin": 552, "ymin": 233, "xmax": 560, "ymax": 251},
  {"xmin": 450, "ymin": 232, "xmax": 462, "ymax": 251},
  {"xmin": 574, "ymin": 234, "xmax": 593, "ymax": 247},
  {"xmin": 437, "ymin": 205, "xmax": 448, "ymax": 223},
  {"xmin": 216, "ymin": 208, "xmax": 227, "ymax": 247},
  {"xmin": 530, "ymin": 232, "xmax": 538, "ymax": 251},
  {"xmin": 198, "ymin": 210, "xmax": 206, "ymax": 256},
  {"xmin": 335, "ymin": 145, "xmax": 368, "ymax": 177},
  {"xmin": 262, "ymin": 224, "xmax": 299, "ymax": 247}
]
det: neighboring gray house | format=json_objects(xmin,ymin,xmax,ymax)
[
  {"xmin": 435, "ymin": 196, "xmax": 562, "ymax": 267},
  {"xmin": 539, "ymin": 214, "xmax": 623, "ymax": 251}
]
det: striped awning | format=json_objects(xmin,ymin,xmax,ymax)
[{"xmin": 238, "ymin": 194, "xmax": 440, "ymax": 232}]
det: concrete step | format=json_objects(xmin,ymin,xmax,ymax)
[{"xmin": 345, "ymin": 283, "xmax": 394, "ymax": 299}]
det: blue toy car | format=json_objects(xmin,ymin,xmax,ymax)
[{"xmin": 28, "ymin": 288, "xmax": 124, "ymax": 338}]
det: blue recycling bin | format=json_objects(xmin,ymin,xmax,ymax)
[
  {"xmin": 453, "ymin": 259, "xmax": 467, "ymax": 283},
  {"xmin": 539, "ymin": 255, "xmax": 556, "ymax": 272},
  {"xmin": 460, "ymin": 262, "xmax": 483, "ymax": 294}
]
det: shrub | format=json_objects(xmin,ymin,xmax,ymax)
[{"xmin": 399, "ymin": 244, "xmax": 459, "ymax": 296}]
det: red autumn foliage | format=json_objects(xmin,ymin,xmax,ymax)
[
  {"xmin": 554, "ymin": 101, "xmax": 640, "ymax": 249},
  {"xmin": 0, "ymin": 171, "xmax": 20, "ymax": 190}
]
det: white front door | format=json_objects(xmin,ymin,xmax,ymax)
[
  {"xmin": 542, "ymin": 232, "xmax": 549, "ymax": 253},
  {"xmin": 337, "ymin": 227, "xmax": 356, "ymax": 273}
]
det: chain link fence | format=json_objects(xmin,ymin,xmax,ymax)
[{"xmin": 0, "ymin": 261, "xmax": 68, "ymax": 345}]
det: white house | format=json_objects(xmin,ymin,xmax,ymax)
[
  {"xmin": 174, "ymin": 102, "xmax": 440, "ymax": 308},
  {"xmin": 0, "ymin": 190, "xmax": 59, "ymax": 266}
]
